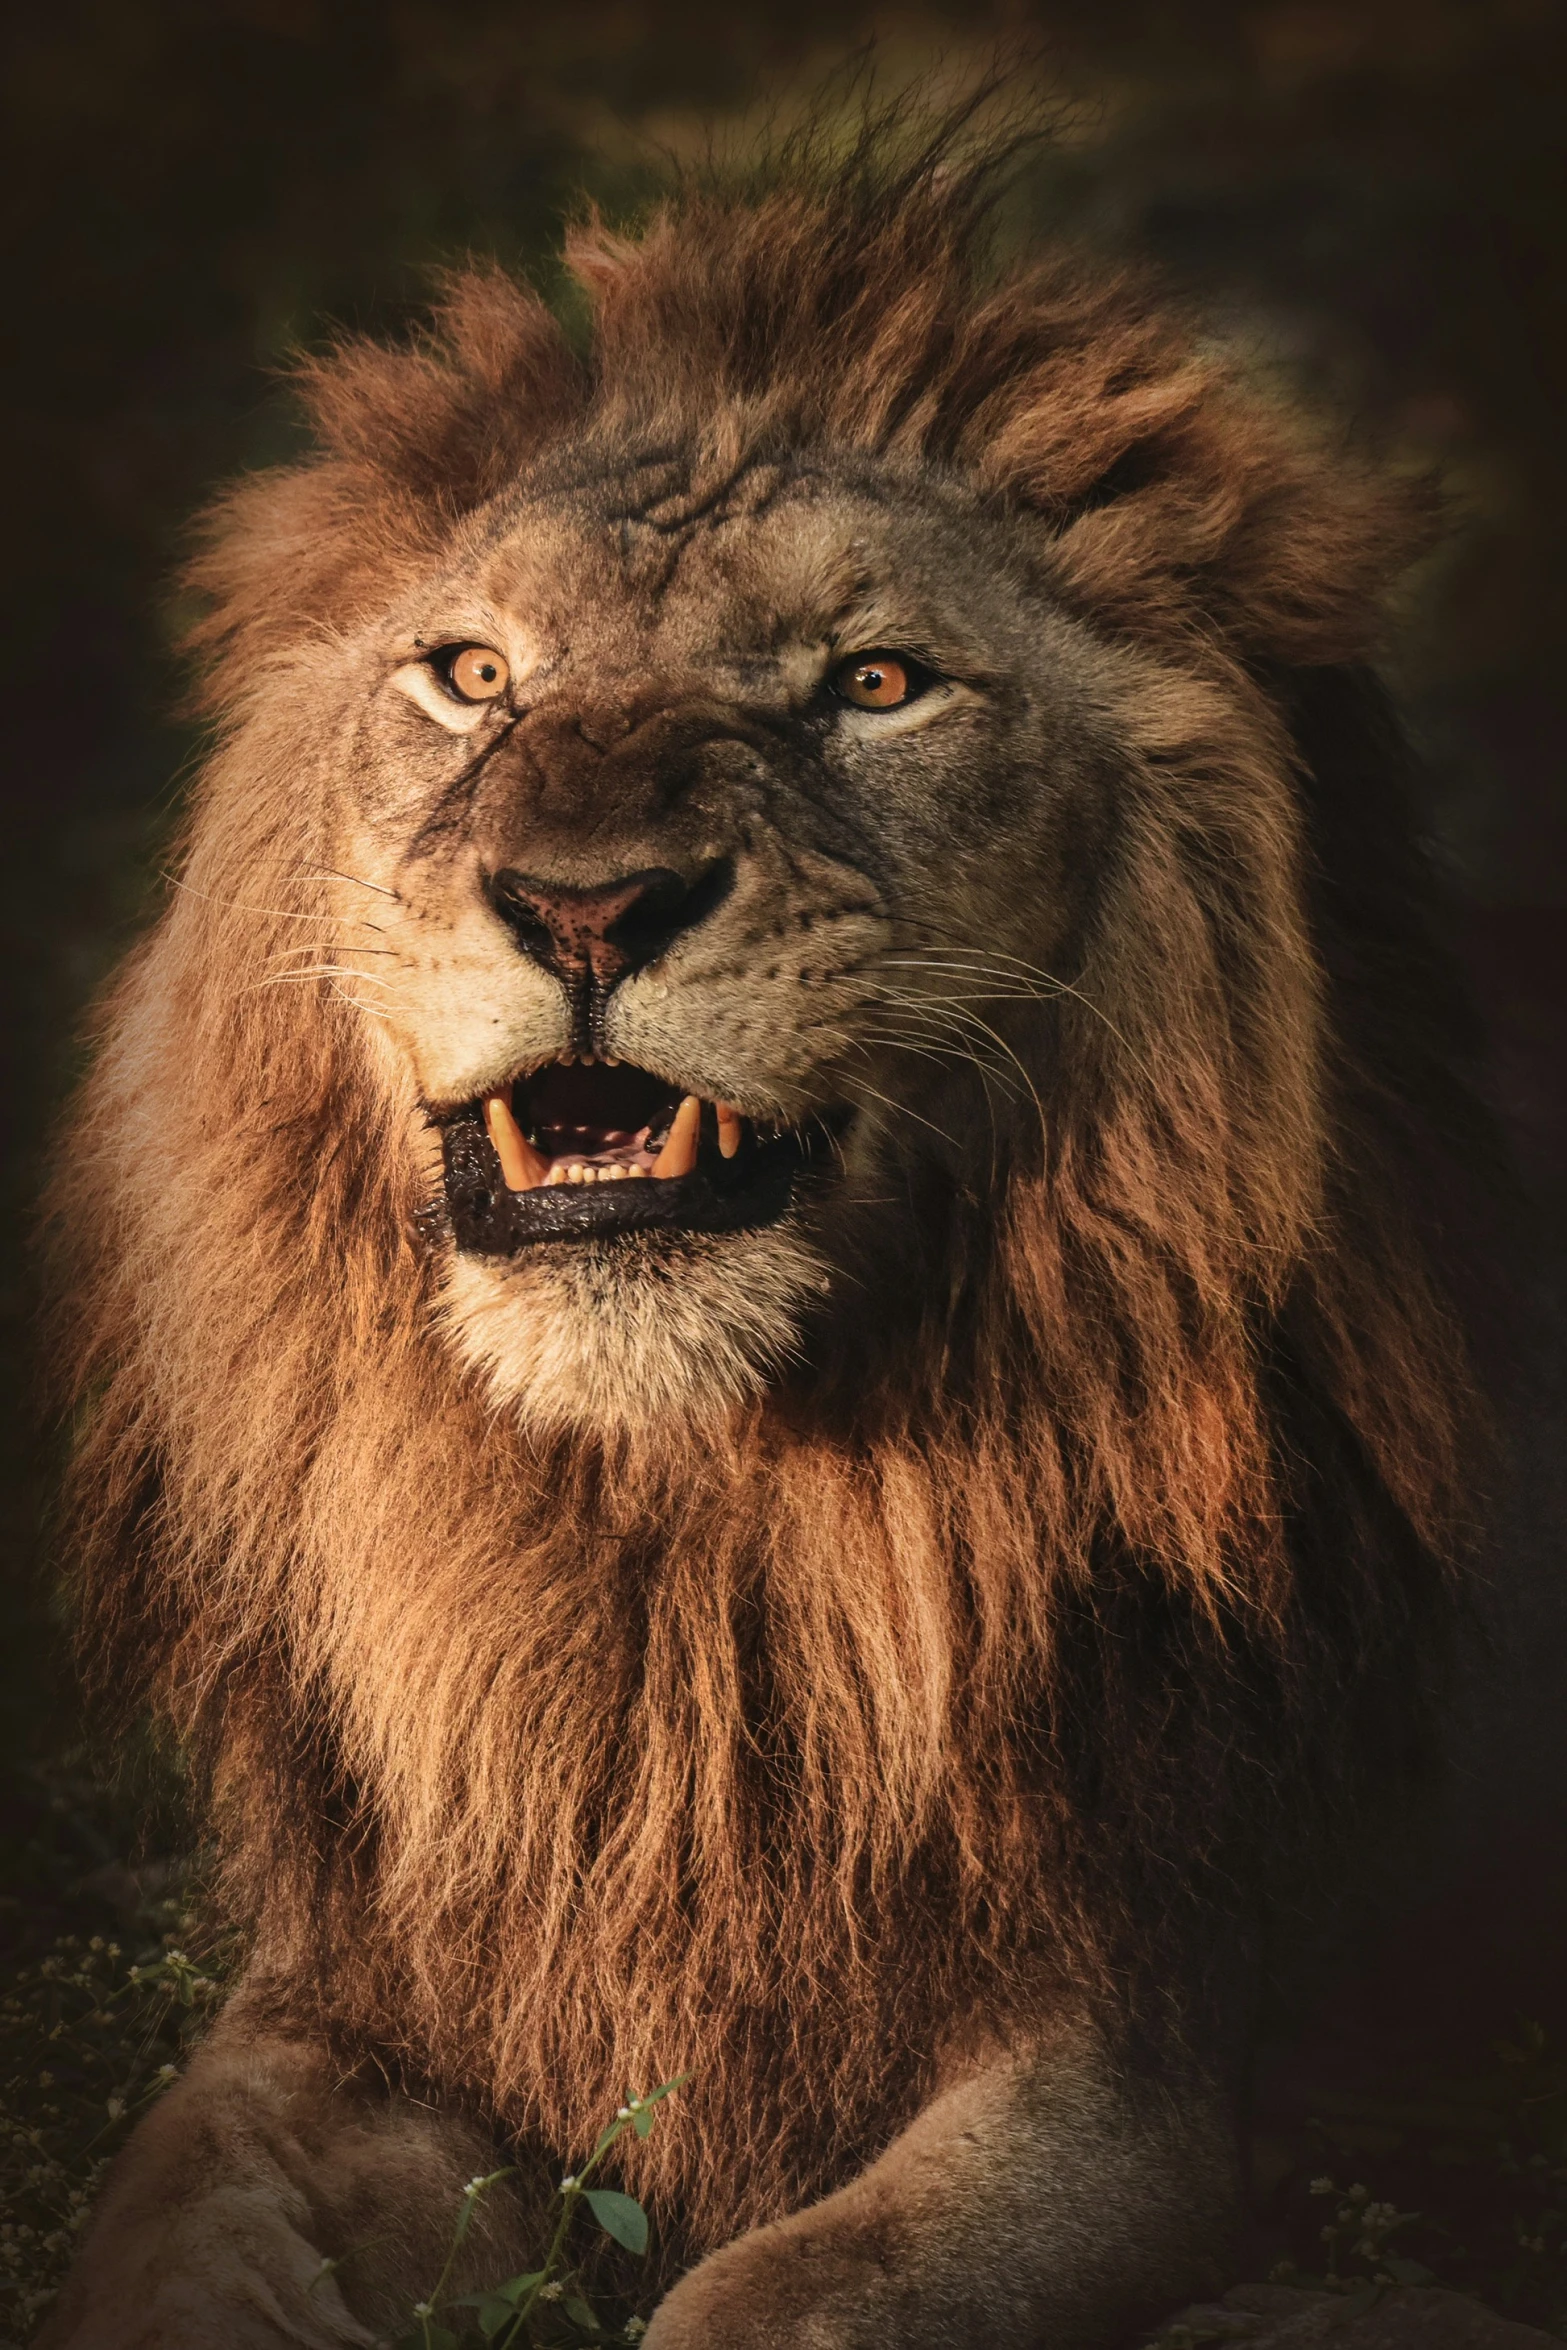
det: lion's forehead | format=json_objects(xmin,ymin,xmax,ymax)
[{"xmin": 455, "ymin": 457, "xmax": 1001, "ymax": 678}]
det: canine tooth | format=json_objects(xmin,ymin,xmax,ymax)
[
  {"xmin": 652, "ymin": 1095, "xmax": 701, "ymax": 1180},
  {"xmin": 484, "ymin": 1094, "xmax": 548, "ymax": 1192},
  {"xmin": 715, "ymin": 1101, "xmax": 743, "ymax": 1160}
]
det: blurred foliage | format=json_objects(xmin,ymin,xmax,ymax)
[
  {"xmin": 1257, "ymin": 2022, "xmax": 1567, "ymax": 2329},
  {"xmin": 0, "ymin": 1876, "xmax": 229, "ymax": 2344}
]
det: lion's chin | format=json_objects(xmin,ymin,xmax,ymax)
[{"xmin": 440, "ymin": 1225, "xmax": 828, "ymax": 1438}]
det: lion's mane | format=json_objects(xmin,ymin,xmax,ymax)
[{"xmin": 48, "ymin": 134, "xmax": 1491, "ymax": 2262}]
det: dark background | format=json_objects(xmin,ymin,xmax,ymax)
[{"xmin": 2, "ymin": 0, "xmax": 1565, "ymax": 2249}]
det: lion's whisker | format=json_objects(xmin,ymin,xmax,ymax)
[
  {"xmin": 832, "ymin": 1072, "xmax": 958, "ymax": 1149},
  {"xmin": 857, "ymin": 1032, "xmax": 1026, "ymax": 1105},
  {"xmin": 856, "ymin": 1007, "xmax": 1025, "ymax": 1069},
  {"xmin": 165, "ymin": 872, "xmax": 345, "ymax": 926},
  {"xmin": 879, "ymin": 946, "xmax": 1146, "ymax": 1071},
  {"xmin": 305, "ymin": 864, "xmax": 400, "ymax": 900},
  {"xmin": 263, "ymin": 943, "xmax": 399, "ymax": 962},
  {"xmin": 854, "ymin": 1025, "xmax": 1023, "ymax": 1169},
  {"xmin": 858, "ymin": 996, "xmax": 1033, "ymax": 1080},
  {"xmin": 873, "ymin": 965, "xmax": 1068, "ymax": 1014},
  {"xmin": 328, "ymin": 985, "xmax": 396, "ymax": 1023},
  {"xmin": 248, "ymin": 965, "xmax": 404, "ymax": 1001}
]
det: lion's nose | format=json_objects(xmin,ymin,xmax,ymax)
[{"xmin": 491, "ymin": 859, "xmax": 733, "ymax": 992}]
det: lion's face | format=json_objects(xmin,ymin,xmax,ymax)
[{"xmin": 322, "ymin": 447, "xmax": 1121, "ymax": 1430}]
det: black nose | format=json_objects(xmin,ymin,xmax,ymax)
[{"xmin": 490, "ymin": 859, "xmax": 733, "ymax": 991}]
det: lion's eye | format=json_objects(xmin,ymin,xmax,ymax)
[
  {"xmin": 829, "ymin": 652, "xmax": 928, "ymax": 711},
  {"xmin": 437, "ymin": 645, "xmax": 511, "ymax": 704}
]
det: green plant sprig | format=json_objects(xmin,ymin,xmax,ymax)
[
  {"xmin": 393, "ymin": 2075, "xmax": 690, "ymax": 2350},
  {"xmin": 1303, "ymin": 2177, "xmax": 1429, "ymax": 2291}
]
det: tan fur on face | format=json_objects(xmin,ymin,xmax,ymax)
[{"xmin": 47, "ymin": 129, "xmax": 1488, "ymax": 2271}]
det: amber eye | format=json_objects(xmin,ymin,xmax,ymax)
[
  {"xmin": 442, "ymin": 645, "xmax": 511, "ymax": 703},
  {"xmin": 830, "ymin": 652, "xmax": 921, "ymax": 710}
]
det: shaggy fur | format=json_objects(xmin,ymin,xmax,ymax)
[{"xmin": 48, "ymin": 126, "xmax": 1488, "ymax": 2287}]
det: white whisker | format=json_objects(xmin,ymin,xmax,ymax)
[
  {"xmin": 165, "ymin": 872, "xmax": 342, "ymax": 926},
  {"xmin": 306, "ymin": 864, "xmax": 399, "ymax": 900},
  {"xmin": 329, "ymin": 984, "xmax": 395, "ymax": 1024},
  {"xmin": 876, "ymin": 940, "xmax": 1147, "ymax": 1074}
]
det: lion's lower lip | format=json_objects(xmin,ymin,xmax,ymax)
[
  {"xmin": 441, "ymin": 1130, "xmax": 801, "ymax": 1248},
  {"xmin": 434, "ymin": 1058, "xmax": 836, "ymax": 1251}
]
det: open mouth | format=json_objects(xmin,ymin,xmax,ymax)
[{"xmin": 436, "ymin": 1054, "xmax": 839, "ymax": 1251}]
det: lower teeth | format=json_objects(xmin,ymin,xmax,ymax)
[{"xmin": 541, "ymin": 1161, "xmax": 652, "ymax": 1186}]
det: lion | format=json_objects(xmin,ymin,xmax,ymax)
[{"xmin": 39, "ymin": 127, "xmax": 1490, "ymax": 2350}]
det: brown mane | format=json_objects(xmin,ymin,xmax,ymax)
[{"xmin": 47, "ymin": 133, "xmax": 1489, "ymax": 2263}]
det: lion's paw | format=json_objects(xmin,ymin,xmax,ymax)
[{"xmin": 37, "ymin": 2181, "xmax": 377, "ymax": 2350}]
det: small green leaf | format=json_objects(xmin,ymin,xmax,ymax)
[
  {"xmin": 642, "ymin": 2074, "xmax": 690, "ymax": 2106},
  {"xmin": 492, "ymin": 2274, "xmax": 547, "ymax": 2304},
  {"xmin": 477, "ymin": 2299, "xmax": 524, "ymax": 2338},
  {"xmin": 449, "ymin": 2290, "xmax": 532, "ymax": 2331},
  {"xmin": 564, "ymin": 2294, "xmax": 603, "ymax": 2333},
  {"xmin": 584, "ymin": 2189, "xmax": 648, "ymax": 2255},
  {"xmin": 633, "ymin": 2107, "xmax": 654, "ymax": 2140}
]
